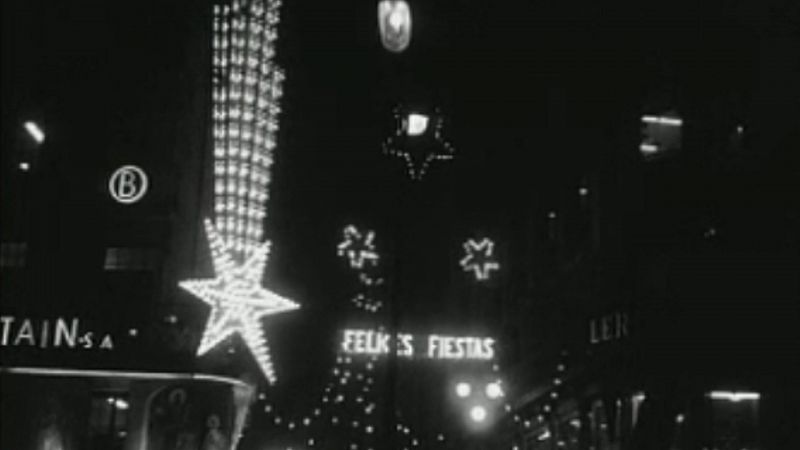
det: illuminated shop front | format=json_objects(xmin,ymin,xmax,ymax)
[
  {"xmin": 509, "ymin": 310, "xmax": 771, "ymax": 450},
  {"xmin": 0, "ymin": 314, "xmax": 257, "ymax": 450},
  {"xmin": 0, "ymin": 367, "xmax": 253, "ymax": 450}
]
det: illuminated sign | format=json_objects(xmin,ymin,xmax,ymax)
[
  {"xmin": 341, "ymin": 329, "xmax": 496, "ymax": 361},
  {"xmin": 589, "ymin": 312, "xmax": 629, "ymax": 344},
  {"xmin": 0, "ymin": 316, "xmax": 115, "ymax": 350},
  {"xmin": 109, "ymin": 165, "xmax": 149, "ymax": 204}
]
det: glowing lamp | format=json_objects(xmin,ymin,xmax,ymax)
[
  {"xmin": 455, "ymin": 382, "xmax": 472, "ymax": 398},
  {"xmin": 469, "ymin": 405, "xmax": 487, "ymax": 422},
  {"xmin": 406, "ymin": 113, "xmax": 429, "ymax": 136},
  {"xmin": 378, "ymin": 1, "xmax": 412, "ymax": 52},
  {"xmin": 485, "ymin": 381, "xmax": 504, "ymax": 399}
]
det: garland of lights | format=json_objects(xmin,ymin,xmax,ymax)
[
  {"xmin": 382, "ymin": 106, "xmax": 456, "ymax": 181},
  {"xmin": 179, "ymin": 0, "xmax": 298, "ymax": 384},
  {"xmin": 258, "ymin": 354, "xmax": 441, "ymax": 449},
  {"xmin": 459, "ymin": 237, "xmax": 501, "ymax": 281},
  {"xmin": 509, "ymin": 351, "xmax": 571, "ymax": 449}
]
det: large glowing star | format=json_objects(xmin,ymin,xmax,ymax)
[
  {"xmin": 180, "ymin": 220, "xmax": 299, "ymax": 383},
  {"xmin": 460, "ymin": 238, "xmax": 500, "ymax": 281},
  {"xmin": 378, "ymin": 0, "xmax": 412, "ymax": 53},
  {"xmin": 337, "ymin": 225, "xmax": 379, "ymax": 269},
  {"xmin": 382, "ymin": 109, "xmax": 455, "ymax": 181}
]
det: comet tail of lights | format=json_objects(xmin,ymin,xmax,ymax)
[
  {"xmin": 378, "ymin": 0, "xmax": 412, "ymax": 53},
  {"xmin": 179, "ymin": 0, "xmax": 298, "ymax": 384},
  {"xmin": 212, "ymin": 0, "xmax": 284, "ymax": 261},
  {"xmin": 382, "ymin": 107, "xmax": 456, "ymax": 181}
]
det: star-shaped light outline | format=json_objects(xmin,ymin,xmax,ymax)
[
  {"xmin": 459, "ymin": 237, "xmax": 500, "ymax": 281},
  {"xmin": 180, "ymin": 219, "xmax": 299, "ymax": 383},
  {"xmin": 382, "ymin": 107, "xmax": 455, "ymax": 181},
  {"xmin": 337, "ymin": 225, "xmax": 379, "ymax": 269}
]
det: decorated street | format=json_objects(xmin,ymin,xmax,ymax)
[{"xmin": 2, "ymin": 1, "xmax": 799, "ymax": 450}]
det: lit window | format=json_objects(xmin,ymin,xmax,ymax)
[
  {"xmin": 0, "ymin": 242, "xmax": 27, "ymax": 268},
  {"xmin": 103, "ymin": 247, "xmax": 159, "ymax": 271},
  {"xmin": 89, "ymin": 392, "xmax": 128, "ymax": 450},
  {"xmin": 640, "ymin": 111, "xmax": 683, "ymax": 160},
  {"xmin": 708, "ymin": 390, "xmax": 760, "ymax": 448}
]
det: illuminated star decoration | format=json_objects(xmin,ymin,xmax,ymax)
[
  {"xmin": 181, "ymin": 220, "xmax": 299, "ymax": 383},
  {"xmin": 337, "ymin": 225, "xmax": 380, "ymax": 269},
  {"xmin": 382, "ymin": 107, "xmax": 455, "ymax": 180},
  {"xmin": 181, "ymin": 0, "xmax": 298, "ymax": 384},
  {"xmin": 459, "ymin": 237, "xmax": 500, "ymax": 281}
]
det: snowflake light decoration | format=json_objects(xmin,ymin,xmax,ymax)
[
  {"xmin": 337, "ymin": 225, "xmax": 379, "ymax": 269},
  {"xmin": 460, "ymin": 237, "xmax": 500, "ymax": 281},
  {"xmin": 180, "ymin": 0, "xmax": 298, "ymax": 383},
  {"xmin": 382, "ymin": 107, "xmax": 455, "ymax": 181},
  {"xmin": 180, "ymin": 221, "xmax": 299, "ymax": 383},
  {"xmin": 351, "ymin": 293, "xmax": 383, "ymax": 313}
]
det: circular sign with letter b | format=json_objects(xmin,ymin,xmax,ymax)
[{"xmin": 109, "ymin": 165, "xmax": 149, "ymax": 204}]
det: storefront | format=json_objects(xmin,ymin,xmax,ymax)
[
  {"xmin": 0, "ymin": 316, "xmax": 256, "ymax": 450},
  {"xmin": 510, "ymin": 308, "xmax": 776, "ymax": 450}
]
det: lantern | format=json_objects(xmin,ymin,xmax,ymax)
[{"xmin": 378, "ymin": 0, "xmax": 412, "ymax": 53}]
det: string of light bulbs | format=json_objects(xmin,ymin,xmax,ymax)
[
  {"xmin": 382, "ymin": 106, "xmax": 456, "ymax": 181},
  {"xmin": 179, "ymin": 0, "xmax": 298, "ymax": 384}
]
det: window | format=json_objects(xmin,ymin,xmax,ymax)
[
  {"xmin": 89, "ymin": 392, "xmax": 129, "ymax": 450},
  {"xmin": 640, "ymin": 111, "xmax": 683, "ymax": 160},
  {"xmin": 0, "ymin": 242, "xmax": 27, "ymax": 268},
  {"xmin": 103, "ymin": 247, "xmax": 158, "ymax": 271},
  {"xmin": 707, "ymin": 391, "xmax": 760, "ymax": 449}
]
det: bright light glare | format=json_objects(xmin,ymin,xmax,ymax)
[
  {"xmin": 455, "ymin": 382, "xmax": 471, "ymax": 398},
  {"xmin": 469, "ymin": 405, "xmax": 487, "ymax": 422},
  {"xmin": 485, "ymin": 382, "xmax": 504, "ymax": 399},
  {"xmin": 639, "ymin": 143, "xmax": 659, "ymax": 154},
  {"xmin": 19, "ymin": 162, "xmax": 30, "ymax": 171},
  {"xmin": 388, "ymin": 10, "xmax": 404, "ymax": 30},
  {"xmin": 407, "ymin": 113, "xmax": 429, "ymax": 136},
  {"xmin": 537, "ymin": 430, "xmax": 551, "ymax": 441},
  {"xmin": 24, "ymin": 121, "xmax": 45, "ymax": 144},
  {"xmin": 641, "ymin": 115, "xmax": 683, "ymax": 126},
  {"xmin": 709, "ymin": 391, "xmax": 760, "ymax": 402}
]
